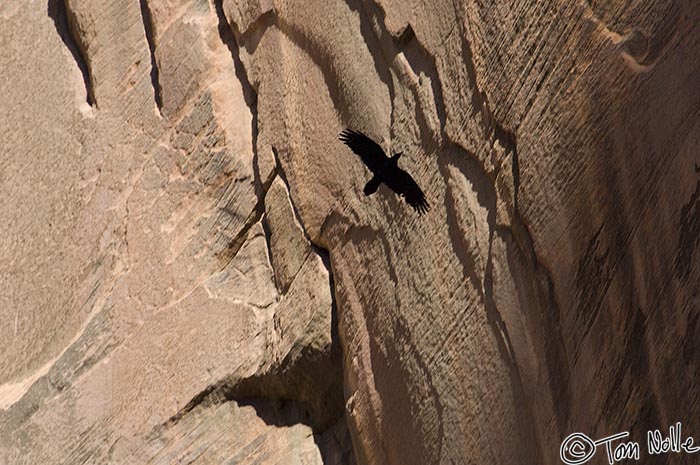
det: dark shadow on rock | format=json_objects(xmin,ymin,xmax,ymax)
[
  {"xmin": 47, "ymin": 0, "xmax": 94, "ymax": 106},
  {"xmin": 138, "ymin": 0, "xmax": 162, "ymax": 112}
]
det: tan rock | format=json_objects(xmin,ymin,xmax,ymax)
[
  {"xmin": 1, "ymin": 0, "xmax": 345, "ymax": 463},
  {"xmin": 2, "ymin": 0, "xmax": 699, "ymax": 464},
  {"xmin": 264, "ymin": 176, "xmax": 311, "ymax": 292}
]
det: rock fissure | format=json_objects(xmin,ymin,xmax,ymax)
[
  {"xmin": 48, "ymin": 0, "xmax": 96, "ymax": 107},
  {"xmin": 138, "ymin": 0, "xmax": 163, "ymax": 114},
  {"xmin": 217, "ymin": 165, "xmax": 277, "ymax": 269}
]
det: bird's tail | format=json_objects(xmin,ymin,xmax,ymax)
[{"xmin": 363, "ymin": 176, "xmax": 381, "ymax": 196}]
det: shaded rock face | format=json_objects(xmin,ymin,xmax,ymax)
[{"xmin": 0, "ymin": 0, "xmax": 698, "ymax": 465}]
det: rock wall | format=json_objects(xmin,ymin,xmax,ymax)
[{"xmin": 1, "ymin": 0, "xmax": 698, "ymax": 464}]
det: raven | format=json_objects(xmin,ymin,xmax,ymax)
[{"xmin": 339, "ymin": 129, "xmax": 430, "ymax": 215}]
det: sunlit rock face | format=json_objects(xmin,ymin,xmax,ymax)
[{"xmin": 0, "ymin": 0, "xmax": 698, "ymax": 464}]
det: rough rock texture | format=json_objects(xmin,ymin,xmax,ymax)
[
  {"xmin": 1, "ymin": 0, "xmax": 699, "ymax": 464},
  {"xmin": 1, "ymin": 0, "xmax": 346, "ymax": 463}
]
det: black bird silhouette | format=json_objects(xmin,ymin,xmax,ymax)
[{"xmin": 339, "ymin": 129, "xmax": 430, "ymax": 215}]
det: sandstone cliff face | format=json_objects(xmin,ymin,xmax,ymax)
[{"xmin": 1, "ymin": 0, "xmax": 698, "ymax": 464}]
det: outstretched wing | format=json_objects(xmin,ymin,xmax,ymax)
[
  {"xmin": 383, "ymin": 166, "xmax": 430, "ymax": 215},
  {"xmin": 339, "ymin": 129, "xmax": 389, "ymax": 174}
]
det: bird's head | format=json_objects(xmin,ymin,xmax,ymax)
[{"xmin": 391, "ymin": 152, "xmax": 403, "ymax": 161}]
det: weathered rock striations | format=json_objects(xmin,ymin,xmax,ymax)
[
  {"xmin": 1, "ymin": 0, "xmax": 346, "ymax": 463},
  {"xmin": 0, "ymin": 0, "xmax": 698, "ymax": 464}
]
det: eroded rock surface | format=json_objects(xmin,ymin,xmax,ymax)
[
  {"xmin": 1, "ymin": 0, "xmax": 345, "ymax": 463},
  {"xmin": 1, "ymin": 0, "xmax": 698, "ymax": 464}
]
